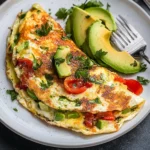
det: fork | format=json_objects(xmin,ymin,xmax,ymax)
[{"xmin": 111, "ymin": 15, "xmax": 150, "ymax": 64}]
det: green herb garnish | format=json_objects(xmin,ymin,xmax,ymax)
[
  {"xmin": 45, "ymin": 74, "xmax": 53, "ymax": 81},
  {"xmin": 13, "ymin": 108, "xmax": 18, "ymax": 112},
  {"xmin": 137, "ymin": 76, "xmax": 150, "ymax": 85},
  {"xmin": 55, "ymin": 8, "xmax": 69, "ymax": 20},
  {"xmin": 75, "ymin": 69, "xmax": 89, "ymax": 80},
  {"xmin": 14, "ymin": 33, "xmax": 20, "ymax": 44},
  {"xmin": 32, "ymin": 54, "xmax": 43, "ymax": 70},
  {"xmin": 40, "ymin": 74, "xmax": 53, "ymax": 89},
  {"xmin": 78, "ymin": 0, "xmax": 103, "ymax": 9},
  {"xmin": 19, "ymin": 13, "xmax": 26, "ymax": 19},
  {"xmin": 106, "ymin": 3, "xmax": 111, "ymax": 11},
  {"xmin": 55, "ymin": 58, "xmax": 65, "ymax": 66},
  {"xmin": 40, "ymin": 46, "xmax": 49, "ymax": 51},
  {"xmin": 6, "ymin": 90, "xmax": 18, "ymax": 101},
  {"xmin": 55, "ymin": 0, "xmax": 103, "ymax": 20},
  {"xmin": 130, "ymin": 60, "xmax": 138, "ymax": 67},
  {"xmin": 90, "ymin": 97, "xmax": 101, "ymax": 104},
  {"xmin": 66, "ymin": 53, "xmax": 73, "ymax": 65},
  {"xmin": 59, "ymin": 96, "xmax": 67, "ymax": 101},
  {"xmin": 27, "ymin": 88, "xmax": 38, "ymax": 101},
  {"xmin": 140, "ymin": 63, "xmax": 147, "ymax": 72},
  {"xmin": 24, "ymin": 41, "xmax": 29, "ymax": 49},
  {"xmin": 35, "ymin": 22, "xmax": 52, "ymax": 36},
  {"xmin": 94, "ymin": 49, "xmax": 107, "ymax": 59}
]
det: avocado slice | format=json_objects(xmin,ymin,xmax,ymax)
[
  {"xmin": 54, "ymin": 46, "xmax": 72, "ymax": 78},
  {"xmin": 88, "ymin": 21, "xmax": 141, "ymax": 74},
  {"xmin": 54, "ymin": 112, "xmax": 65, "ymax": 121},
  {"xmin": 67, "ymin": 112, "xmax": 80, "ymax": 119},
  {"xmin": 85, "ymin": 7, "xmax": 117, "ymax": 31},
  {"xmin": 96, "ymin": 120, "xmax": 108, "ymax": 129},
  {"xmin": 72, "ymin": 7, "xmax": 96, "ymax": 47},
  {"xmin": 65, "ymin": 16, "xmax": 72, "ymax": 34},
  {"xmin": 38, "ymin": 102, "xmax": 50, "ymax": 112}
]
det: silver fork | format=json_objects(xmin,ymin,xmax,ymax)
[{"xmin": 111, "ymin": 15, "xmax": 150, "ymax": 64}]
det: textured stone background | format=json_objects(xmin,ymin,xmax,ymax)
[{"xmin": 0, "ymin": 0, "xmax": 150, "ymax": 149}]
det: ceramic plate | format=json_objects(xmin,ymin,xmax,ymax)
[{"xmin": 0, "ymin": 0, "xmax": 150, "ymax": 148}]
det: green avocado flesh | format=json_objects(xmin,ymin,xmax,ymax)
[
  {"xmin": 85, "ymin": 7, "xmax": 117, "ymax": 31},
  {"xmin": 65, "ymin": 16, "xmax": 72, "ymax": 34},
  {"xmin": 54, "ymin": 46, "xmax": 72, "ymax": 78},
  {"xmin": 96, "ymin": 120, "xmax": 108, "ymax": 129},
  {"xmin": 72, "ymin": 7, "xmax": 96, "ymax": 47},
  {"xmin": 88, "ymin": 21, "xmax": 141, "ymax": 74}
]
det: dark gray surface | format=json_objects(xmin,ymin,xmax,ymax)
[{"xmin": 0, "ymin": 0, "xmax": 150, "ymax": 149}]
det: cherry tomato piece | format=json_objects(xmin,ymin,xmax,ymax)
[
  {"xmin": 64, "ymin": 77, "xmax": 93, "ymax": 94},
  {"xmin": 124, "ymin": 79, "xmax": 143, "ymax": 95}
]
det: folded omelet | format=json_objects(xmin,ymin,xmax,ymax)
[{"xmin": 6, "ymin": 4, "xmax": 145, "ymax": 135}]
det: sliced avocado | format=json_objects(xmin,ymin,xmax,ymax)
[
  {"xmin": 88, "ymin": 21, "xmax": 141, "ymax": 74},
  {"xmin": 17, "ymin": 41, "xmax": 29, "ymax": 52},
  {"xmin": 67, "ymin": 112, "xmax": 80, "ymax": 119},
  {"xmin": 96, "ymin": 120, "xmax": 108, "ymax": 129},
  {"xmin": 38, "ymin": 102, "xmax": 50, "ymax": 112},
  {"xmin": 122, "ymin": 108, "xmax": 131, "ymax": 114},
  {"xmin": 82, "ymin": 38, "xmax": 109, "ymax": 67},
  {"xmin": 85, "ymin": 7, "xmax": 117, "ymax": 31},
  {"xmin": 54, "ymin": 112, "xmax": 65, "ymax": 121},
  {"xmin": 65, "ymin": 16, "xmax": 72, "ymax": 34},
  {"xmin": 54, "ymin": 46, "xmax": 72, "ymax": 78},
  {"xmin": 72, "ymin": 7, "xmax": 96, "ymax": 47}
]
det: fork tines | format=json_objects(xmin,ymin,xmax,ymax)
[{"xmin": 111, "ymin": 15, "xmax": 147, "ymax": 55}]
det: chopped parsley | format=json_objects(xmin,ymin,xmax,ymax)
[
  {"xmin": 130, "ymin": 60, "xmax": 138, "ymax": 67},
  {"xmin": 13, "ymin": 108, "xmax": 18, "ymax": 112},
  {"xmin": 75, "ymin": 56, "xmax": 94, "ymax": 69},
  {"xmin": 45, "ymin": 74, "xmax": 53, "ymax": 81},
  {"xmin": 55, "ymin": 58, "xmax": 65, "ymax": 66},
  {"xmin": 40, "ymin": 74, "xmax": 53, "ymax": 90},
  {"xmin": 40, "ymin": 46, "xmax": 49, "ymax": 51},
  {"xmin": 78, "ymin": 0, "xmax": 103, "ymax": 9},
  {"xmin": 55, "ymin": 8, "xmax": 69, "ymax": 20},
  {"xmin": 24, "ymin": 41, "xmax": 29, "ymax": 49},
  {"xmin": 14, "ymin": 33, "xmax": 20, "ymax": 44},
  {"xmin": 40, "ymin": 80, "xmax": 52, "ymax": 90},
  {"xmin": 6, "ymin": 90, "xmax": 18, "ymax": 101},
  {"xmin": 19, "ymin": 13, "xmax": 26, "ymax": 19},
  {"xmin": 137, "ymin": 76, "xmax": 150, "ymax": 85},
  {"xmin": 35, "ymin": 22, "xmax": 52, "ymax": 36},
  {"xmin": 27, "ymin": 88, "xmax": 38, "ymax": 101},
  {"xmin": 106, "ymin": 3, "xmax": 111, "ymax": 11},
  {"xmin": 140, "ymin": 63, "xmax": 147, "ymax": 72},
  {"xmin": 32, "ymin": 54, "xmax": 43, "ymax": 70},
  {"xmin": 59, "ymin": 96, "xmax": 67, "ymax": 101},
  {"xmin": 55, "ymin": 0, "xmax": 103, "ymax": 20},
  {"xmin": 75, "ymin": 69, "xmax": 89, "ymax": 80},
  {"xmin": 90, "ymin": 97, "xmax": 101, "ymax": 104},
  {"xmin": 94, "ymin": 49, "xmax": 107, "ymax": 59},
  {"xmin": 66, "ymin": 53, "xmax": 73, "ymax": 65}
]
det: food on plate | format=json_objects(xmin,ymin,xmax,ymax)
[
  {"xmin": 65, "ymin": 6, "xmax": 143, "ymax": 74},
  {"xmin": 6, "ymin": 3, "xmax": 145, "ymax": 135}
]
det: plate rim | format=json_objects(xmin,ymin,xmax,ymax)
[{"xmin": 0, "ymin": 0, "xmax": 150, "ymax": 148}]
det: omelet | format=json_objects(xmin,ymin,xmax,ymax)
[
  {"xmin": 6, "ymin": 4, "xmax": 145, "ymax": 135},
  {"xmin": 6, "ymin": 47, "xmax": 144, "ymax": 135}
]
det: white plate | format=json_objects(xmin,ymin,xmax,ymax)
[{"xmin": 0, "ymin": 0, "xmax": 150, "ymax": 148}]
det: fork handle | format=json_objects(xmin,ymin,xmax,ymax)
[{"xmin": 139, "ymin": 50, "xmax": 150, "ymax": 64}]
